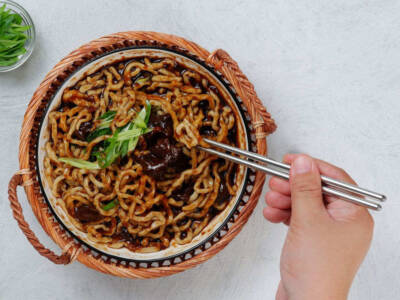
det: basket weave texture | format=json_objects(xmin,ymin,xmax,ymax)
[{"xmin": 8, "ymin": 31, "xmax": 276, "ymax": 278}]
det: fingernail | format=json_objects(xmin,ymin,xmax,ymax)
[{"xmin": 292, "ymin": 156, "xmax": 312, "ymax": 175}]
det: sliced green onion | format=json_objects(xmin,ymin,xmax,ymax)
[
  {"xmin": 86, "ymin": 127, "xmax": 112, "ymax": 142},
  {"xmin": 144, "ymin": 101, "xmax": 151, "ymax": 123},
  {"xmin": 116, "ymin": 128, "xmax": 142, "ymax": 141},
  {"xmin": 128, "ymin": 136, "xmax": 140, "ymax": 152},
  {"xmin": 97, "ymin": 110, "xmax": 117, "ymax": 129},
  {"xmin": 70, "ymin": 102, "xmax": 152, "ymax": 169},
  {"xmin": 134, "ymin": 100, "xmax": 151, "ymax": 128},
  {"xmin": 120, "ymin": 140, "xmax": 129, "ymax": 158},
  {"xmin": 0, "ymin": 4, "xmax": 31, "ymax": 67},
  {"xmin": 135, "ymin": 77, "xmax": 150, "ymax": 85},
  {"xmin": 102, "ymin": 199, "xmax": 118, "ymax": 211},
  {"xmin": 97, "ymin": 121, "xmax": 112, "ymax": 130},
  {"xmin": 59, "ymin": 158, "xmax": 100, "ymax": 170},
  {"xmin": 98, "ymin": 101, "xmax": 151, "ymax": 167},
  {"xmin": 0, "ymin": 46, "xmax": 25, "ymax": 58},
  {"xmin": 100, "ymin": 137, "xmax": 120, "ymax": 168},
  {"xmin": 98, "ymin": 110, "xmax": 116, "ymax": 120}
]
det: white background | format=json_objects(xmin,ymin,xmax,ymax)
[{"xmin": 1, "ymin": 0, "xmax": 399, "ymax": 299}]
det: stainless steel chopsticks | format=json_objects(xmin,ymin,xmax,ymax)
[{"xmin": 198, "ymin": 138, "xmax": 386, "ymax": 211}]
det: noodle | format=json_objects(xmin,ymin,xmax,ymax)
[{"xmin": 44, "ymin": 57, "xmax": 240, "ymax": 252}]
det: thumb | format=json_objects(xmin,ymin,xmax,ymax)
[{"xmin": 290, "ymin": 155, "xmax": 325, "ymax": 220}]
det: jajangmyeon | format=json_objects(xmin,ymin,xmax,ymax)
[{"xmin": 43, "ymin": 56, "xmax": 242, "ymax": 253}]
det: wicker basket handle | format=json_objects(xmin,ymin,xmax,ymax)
[
  {"xmin": 207, "ymin": 49, "xmax": 277, "ymax": 138},
  {"xmin": 8, "ymin": 171, "xmax": 78, "ymax": 265}
]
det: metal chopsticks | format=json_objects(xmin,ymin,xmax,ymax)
[{"xmin": 197, "ymin": 138, "xmax": 386, "ymax": 211}]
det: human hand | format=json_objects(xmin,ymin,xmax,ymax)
[{"xmin": 263, "ymin": 154, "xmax": 374, "ymax": 300}]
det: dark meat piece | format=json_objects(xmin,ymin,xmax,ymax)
[
  {"xmin": 142, "ymin": 126, "xmax": 165, "ymax": 147},
  {"xmin": 135, "ymin": 111, "xmax": 190, "ymax": 180},
  {"xmin": 198, "ymin": 100, "xmax": 209, "ymax": 115},
  {"xmin": 177, "ymin": 217, "xmax": 189, "ymax": 226},
  {"xmin": 171, "ymin": 205, "xmax": 180, "ymax": 215},
  {"xmin": 134, "ymin": 153, "xmax": 168, "ymax": 181},
  {"xmin": 118, "ymin": 155, "xmax": 129, "ymax": 166},
  {"xmin": 73, "ymin": 121, "xmax": 93, "ymax": 140},
  {"xmin": 147, "ymin": 112, "xmax": 173, "ymax": 138},
  {"xmin": 216, "ymin": 181, "xmax": 230, "ymax": 205},
  {"xmin": 199, "ymin": 125, "xmax": 216, "ymax": 137},
  {"xmin": 209, "ymin": 85, "xmax": 220, "ymax": 96},
  {"xmin": 227, "ymin": 126, "xmax": 237, "ymax": 144},
  {"xmin": 171, "ymin": 182, "xmax": 194, "ymax": 203},
  {"xmin": 74, "ymin": 205, "xmax": 103, "ymax": 222},
  {"xmin": 134, "ymin": 140, "xmax": 190, "ymax": 181},
  {"xmin": 197, "ymin": 100, "xmax": 210, "ymax": 118},
  {"xmin": 229, "ymin": 164, "xmax": 237, "ymax": 186},
  {"xmin": 57, "ymin": 101, "xmax": 75, "ymax": 112},
  {"xmin": 113, "ymin": 227, "xmax": 136, "ymax": 244},
  {"xmin": 172, "ymin": 150, "xmax": 191, "ymax": 173},
  {"xmin": 152, "ymin": 137, "xmax": 181, "ymax": 164},
  {"xmin": 136, "ymin": 135, "xmax": 147, "ymax": 151}
]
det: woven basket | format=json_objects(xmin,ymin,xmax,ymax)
[{"xmin": 8, "ymin": 31, "xmax": 276, "ymax": 278}]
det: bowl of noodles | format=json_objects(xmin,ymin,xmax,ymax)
[
  {"xmin": 9, "ymin": 32, "xmax": 276, "ymax": 277},
  {"xmin": 36, "ymin": 46, "xmax": 251, "ymax": 262}
]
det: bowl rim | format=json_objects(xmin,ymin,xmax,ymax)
[
  {"xmin": 0, "ymin": 0, "xmax": 36, "ymax": 72},
  {"xmin": 34, "ymin": 45, "xmax": 253, "ymax": 263}
]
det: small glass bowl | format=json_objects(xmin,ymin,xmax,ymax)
[{"xmin": 0, "ymin": 0, "xmax": 36, "ymax": 72}]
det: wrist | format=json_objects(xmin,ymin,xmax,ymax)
[
  {"xmin": 286, "ymin": 282, "xmax": 349, "ymax": 300},
  {"xmin": 291, "ymin": 288, "xmax": 348, "ymax": 300}
]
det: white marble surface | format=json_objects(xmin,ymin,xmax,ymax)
[{"xmin": 1, "ymin": 0, "xmax": 399, "ymax": 299}]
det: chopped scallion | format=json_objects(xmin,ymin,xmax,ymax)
[
  {"xmin": 102, "ymin": 199, "xmax": 118, "ymax": 211},
  {"xmin": 0, "ymin": 4, "xmax": 31, "ymax": 67},
  {"xmin": 59, "ymin": 158, "xmax": 100, "ymax": 170}
]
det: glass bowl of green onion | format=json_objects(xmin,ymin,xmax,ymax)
[{"xmin": 0, "ymin": 0, "xmax": 35, "ymax": 72}]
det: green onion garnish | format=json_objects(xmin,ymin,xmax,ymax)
[
  {"xmin": 60, "ymin": 102, "xmax": 152, "ymax": 169},
  {"xmin": 97, "ymin": 102, "xmax": 151, "ymax": 167},
  {"xmin": 0, "ymin": 4, "xmax": 31, "ymax": 67},
  {"xmin": 59, "ymin": 158, "xmax": 100, "ymax": 170},
  {"xmin": 98, "ymin": 110, "xmax": 117, "ymax": 120},
  {"xmin": 97, "ymin": 110, "xmax": 116, "ymax": 129},
  {"xmin": 102, "ymin": 199, "xmax": 118, "ymax": 211},
  {"xmin": 86, "ymin": 127, "xmax": 112, "ymax": 142},
  {"xmin": 86, "ymin": 111, "xmax": 116, "ymax": 142}
]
